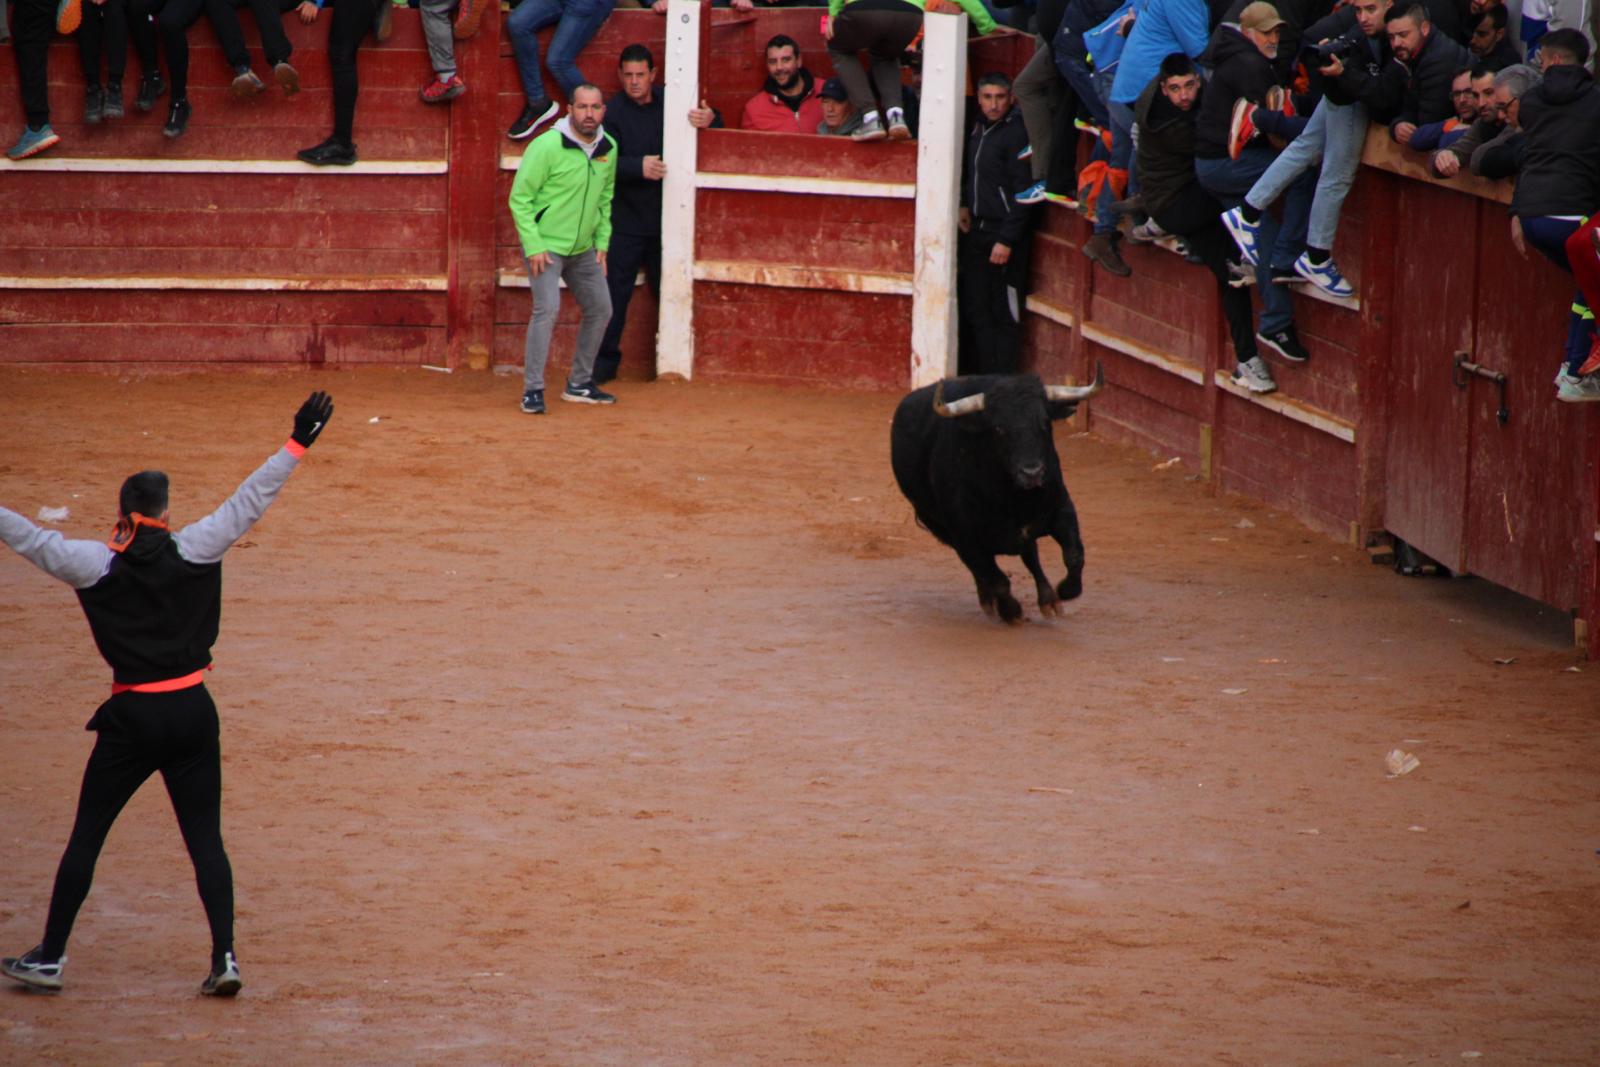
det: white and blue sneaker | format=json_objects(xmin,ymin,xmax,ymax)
[
  {"xmin": 201, "ymin": 951, "xmax": 242, "ymax": 996},
  {"xmin": 1293, "ymin": 252, "xmax": 1355, "ymax": 298},
  {"xmin": 520, "ymin": 389, "xmax": 545, "ymax": 414},
  {"xmin": 3, "ymin": 947, "xmax": 65, "ymax": 992},
  {"xmin": 1015, "ymin": 180, "xmax": 1050, "ymax": 205},
  {"xmin": 561, "ymin": 381, "xmax": 617, "ymax": 405},
  {"xmin": 7, "ymin": 124, "xmax": 60, "ymax": 160},
  {"xmin": 1220, "ymin": 205, "xmax": 1263, "ymax": 267}
]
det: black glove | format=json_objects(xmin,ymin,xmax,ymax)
[{"xmin": 291, "ymin": 391, "xmax": 334, "ymax": 448}]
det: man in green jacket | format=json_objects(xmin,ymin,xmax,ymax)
[{"xmin": 508, "ymin": 83, "xmax": 618, "ymax": 413}]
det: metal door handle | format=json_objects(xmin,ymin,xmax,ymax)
[{"xmin": 1452, "ymin": 351, "xmax": 1509, "ymax": 425}]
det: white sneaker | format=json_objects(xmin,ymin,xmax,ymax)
[
  {"xmin": 1555, "ymin": 369, "xmax": 1600, "ymax": 403},
  {"xmin": 201, "ymin": 951, "xmax": 242, "ymax": 996},
  {"xmin": 3, "ymin": 947, "xmax": 65, "ymax": 992},
  {"xmin": 1233, "ymin": 356, "xmax": 1277, "ymax": 394}
]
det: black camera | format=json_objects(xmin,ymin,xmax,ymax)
[{"xmin": 1311, "ymin": 34, "xmax": 1361, "ymax": 61}]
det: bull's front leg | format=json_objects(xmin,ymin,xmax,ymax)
[
  {"xmin": 1018, "ymin": 539, "xmax": 1061, "ymax": 617},
  {"xmin": 1049, "ymin": 494, "xmax": 1086, "ymax": 602},
  {"xmin": 955, "ymin": 547, "xmax": 1023, "ymax": 623}
]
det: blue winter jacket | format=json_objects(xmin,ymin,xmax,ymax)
[{"xmin": 1108, "ymin": 0, "xmax": 1210, "ymax": 105}]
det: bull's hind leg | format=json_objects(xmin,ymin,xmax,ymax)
[
  {"xmin": 1019, "ymin": 540, "xmax": 1061, "ymax": 617},
  {"xmin": 1050, "ymin": 494, "xmax": 1086, "ymax": 602},
  {"xmin": 956, "ymin": 548, "xmax": 1023, "ymax": 623}
]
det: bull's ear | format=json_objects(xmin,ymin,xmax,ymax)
[{"xmin": 1046, "ymin": 400, "xmax": 1080, "ymax": 422}]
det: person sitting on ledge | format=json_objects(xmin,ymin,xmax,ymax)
[{"xmin": 741, "ymin": 34, "xmax": 824, "ymax": 133}]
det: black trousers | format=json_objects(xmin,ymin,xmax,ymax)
[
  {"xmin": 826, "ymin": 4, "xmax": 920, "ymax": 116},
  {"xmin": 596, "ymin": 229, "xmax": 662, "ymax": 380},
  {"xmin": 1149, "ymin": 181, "xmax": 1257, "ymax": 365},
  {"xmin": 958, "ymin": 231, "xmax": 1026, "ymax": 376},
  {"xmin": 41, "ymin": 685, "xmax": 234, "ymax": 964},
  {"xmin": 78, "ymin": 0, "xmax": 130, "ymax": 85},
  {"xmin": 329, "ymin": 0, "xmax": 381, "ymax": 143},
  {"xmin": 130, "ymin": 0, "xmax": 292, "ymax": 99},
  {"xmin": 11, "ymin": 0, "xmax": 52, "ymax": 126}
]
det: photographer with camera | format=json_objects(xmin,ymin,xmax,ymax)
[{"xmin": 1221, "ymin": 0, "xmax": 1401, "ymax": 300}]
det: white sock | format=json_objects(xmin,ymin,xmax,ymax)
[{"xmin": 862, "ymin": 110, "xmax": 880, "ymax": 126}]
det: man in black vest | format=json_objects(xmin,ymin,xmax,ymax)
[
  {"xmin": 1, "ymin": 392, "xmax": 334, "ymax": 997},
  {"xmin": 594, "ymin": 43, "xmax": 721, "ymax": 384}
]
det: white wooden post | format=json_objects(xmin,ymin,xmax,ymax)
[
  {"xmin": 658, "ymin": 0, "xmax": 703, "ymax": 379},
  {"xmin": 910, "ymin": 11, "xmax": 967, "ymax": 389}
]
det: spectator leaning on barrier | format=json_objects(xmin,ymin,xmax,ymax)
[
  {"xmin": 827, "ymin": 0, "xmax": 990, "ymax": 142},
  {"xmin": 1430, "ymin": 62, "xmax": 1502, "ymax": 175},
  {"xmin": 508, "ymin": 85, "xmax": 619, "ymax": 414},
  {"xmin": 741, "ymin": 34, "xmax": 826, "ymax": 132},
  {"xmin": 1502, "ymin": 38, "xmax": 1600, "ymax": 402},
  {"xmin": 506, "ymin": 0, "xmax": 617, "ymax": 140},
  {"xmin": 1408, "ymin": 65, "xmax": 1478, "ymax": 151},
  {"xmin": 1386, "ymin": 3, "xmax": 1471, "ymax": 149},
  {"xmin": 1222, "ymin": 0, "xmax": 1399, "ymax": 302},
  {"xmin": 1196, "ymin": 2, "xmax": 1314, "ymax": 369},
  {"xmin": 816, "ymin": 76, "xmax": 864, "ymax": 135},
  {"xmin": 295, "ymin": 0, "xmax": 397, "ymax": 166},
  {"xmin": 1470, "ymin": 61, "xmax": 1536, "ymax": 179},
  {"xmin": 1136, "ymin": 54, "xmax": 1275, "ymax": 392},
  {"xmin": 1468, "ymin": 3, "xmax": 1519, "ymax": 70},
  {"xmin": 594, "ymin": 44, "xmax": 721, "ymax": 384},
  {"xmin": 957, "ymin": 73, "xmax": 1035, "ymax": 375},
  {"xmin": 1086, "ymin": 0, "xmax": 1214, "ymax": 278}
]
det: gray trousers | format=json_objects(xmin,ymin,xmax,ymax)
[
  {"xmin": 523, "ymin": 249, "xmax": 611, "ymax": 391},
  {"xmin": 419, "ymin": 0, "xmax": 456, "ymax": 75},
  {"xmin": 1013, "ymin": 37, "xmax": 1062, "ymax": 183}
]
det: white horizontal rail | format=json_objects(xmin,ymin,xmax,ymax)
[
  {"xmin": 696, "ymin": 172, "xmax": 916, "ymax": 199},
  {"xmin": 1213, "ymin": 369, "xmax": 1358, "ymax": 443},
  {"xmin": 1, "ymin": 157, "xmax": 447, "ymax": 175},
  {"xmin": 1081, "ymin": 322, "xmax": 1205, "ymax": 385},
  {"xmin": 0, "ymin": 274, "xmax": 447, "ymax": 291},
  {"xmin": 692, "ymin": 259, "xmax": 912, "ymax": 295}
]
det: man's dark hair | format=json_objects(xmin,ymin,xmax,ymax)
[
  {"xmin": 765, "ymin": 34, "xmax": 800, "ymax": 56},
  {"xmin": 1469, "ymin": 62, "xmax": 1494, "ymax": 79},
  {"xmin": 976, "ymin": 71, "xmax": 1013, "ymax": 91},
  {"xmin": 1539, "ymin": 28, "xmax": 1590, "ymax": 66},
  {"xmin": 1387, "ymin": 3, "xmax": 1428, "ymax": 24},
  {"xmin": 1476, "ymin": 4, "xmax": 1507, "ymax": 30},
  {"xmin": 619, "ymin": 43, "xmax": 654, "ymax": 68},
  {"xmin": 119, "ymin": 471, "xmax": 169, "ymax": 518},
  {"xmin": 1452, "ymin": 63, "xmax": 1475, "ymax": 81},
  {"xmin": 1159, "ymin": 52, "xmax": 1196, "ymax": 81}
]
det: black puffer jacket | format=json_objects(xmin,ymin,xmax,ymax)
[
  {"xmin": 1195, "ymin": 25, "xmax": 1282, "ymax": 159},
  {"xmin": 1510, "ymin": 64, "xmax": 1600, "ymax": 218},
  {"xmin": 1304, "ymin": 6, "xmax": 1404, "ymax": 120},
  {"xmin": 962, "ymin": 106, "xmax": 1034, "ymax": 246},
  {"xmin": 1134, "ymin": 76, "xmax": 1201, "ymax": 216},
  {"xmin": 1213, "ymin": 0, "xmax": 1337, "ymax": 80},
  {"xmin": 1392, "ymin": 26, "xmax": 1471, "ymax": 134}
]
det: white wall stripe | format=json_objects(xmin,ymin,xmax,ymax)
[
  {"xmin": 0, "ymin": 157, "xmax": 448, "ymax": 175},
  {"xmin": 691, "ymin": 259, "xmax": 912, "ymax": 295},
  {"xmin": 1081, "ymin": 323, "xmax": 1205, "ymax": 386},
  {"xmin": 696, "ymin": 172, "xmax": 916, "ymax": 199},
  {"xmin": 0, "ymin": 275, "xmax": 448, "ymax": 291},
  {"xmin": 1213, "ymin": 370, "xmax": 1358, "ymax": 443}
]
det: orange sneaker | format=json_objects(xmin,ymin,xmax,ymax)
[{"xmin": 56, "ymin": 0, "xmax": 82, "ymax": 34}]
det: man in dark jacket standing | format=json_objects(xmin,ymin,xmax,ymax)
[
  {"xmin": 1137, "ymin": 54, "xmax": 1274, "ymax": 392},
  {"xmin": 1505, "ymin": 46, "xmax": 1600, "ymax": 401},
  {"xmin": 1195, "ymin": 2, "xmax": 1315, "ymax": 368},
  {"xmin": 1387, "ymin": 3, "xmax": 1471, "ymax": 146},
  {"xmin": 593, "ymin": 44, "xmax": 720, "ymax": 385},
  {"xmin": 1, "ymin": 393, "xmax": 334, "ymax": 997},
  {"xmin": 958, "ymin": 73, "xmax": 1035, "ymax": 375}
]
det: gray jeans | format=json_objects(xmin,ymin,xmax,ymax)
[
  {"xmin": 523, "ymin": 249, "xmax": 611, "ymax": 392},
  {"xmin": 419, "ymin": 0, "xmax": 457, "ymax": 75}
]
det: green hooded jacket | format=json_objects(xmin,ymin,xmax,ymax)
[{"xmin": 508, "ymin": 121, "xmax": 618, "ymax": 259}]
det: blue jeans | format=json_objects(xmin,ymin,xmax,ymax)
[
  {"xmin": 1196, "ymin": 148, "xmax": 1314, "ymax": 335},
  {"xmin": 507, "ymin": 0, "xmax": 615, "ymax": 103},
  {"xmin": 1522, "ymin": 215, "xmax": 1594, "ymax": 374},
  {"xmin": 1093, "ymin": 99, "xmax": 1135, "ymax": 236},
  {"xmin": 1245, "ymin": 97, "xmax": 1367, "ymax": 251},
  {"xmin": 1052, "ymin": 33, "xmax": 1109, "ymax": 127}
]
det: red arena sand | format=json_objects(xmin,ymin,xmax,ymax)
[{"xmin": 1, "ymin": 367, "xmax": 1596, "ymax": 1064}]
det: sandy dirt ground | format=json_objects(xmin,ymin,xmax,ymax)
[{"xmin": 1, "ymin": 367, "xmax": 1597, "ymax": 1066}]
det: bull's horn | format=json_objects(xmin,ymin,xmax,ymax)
[
  {"xmin": 932, "ymin": 380, "xmax": 985, "ymax": 418},
  {"xmin": 1044, "ymin": 362, "xmax": 1105, "ymax": 402}
]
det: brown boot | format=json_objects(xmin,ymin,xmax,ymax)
[{"xmin": 1082, "ymin": 232, "xmax": 1132, "ymax": 277}]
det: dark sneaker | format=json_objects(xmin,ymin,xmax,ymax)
[
  {"xmin": 520, "ymin": 389, "xmax": 546, "ymax": 414},
  {"xmin": 84, "ymin": 84, "xmax": 104, "ymax": 124},
  {"xmin": 103, "ymin": 80, "xmax": 125, "ymax": 119},
  {"xmin": 8, "ymin": 124, "xmax": 61, "ymax": 160},
  {"xmin": 200, "ymin": 951, "xmax": 241, "ymax": 997},
  {"xmin": 136, "ymin": 71, "xmax": 166, "ymax": 112},
  {"xmin": 561, "ymin": 381, "xmax": 617, "ymax": 405},
  {"xmin": 1256, "ymin": 327, "xmax": 1309, "ymax": 363},
  {"xmin": 231, "ymin": 67, "xmax": 265, "ymax": 97},
  {"xmin": 508, "ymin": 97, "xmax": 557, "ymax": 140},
  {"xmin": 453, "ymin": 0, "xmax": 485, "ymax": 38},
  {"xmin": 273, "ymin": 61, "xmax": 300, "ymax": 96},
  {"xmin": 3, "ymin": 947, "xmax": 65, "ymax": 992},
  {"xmin": 297, "ymin": 137, "xmax": 357, "ymax": 166},
  {"xmin": 420, "ymin": 75, "xmax": 465, "ymax": 104},
  {"xmin": 1081, "ymin": 232, "xmax": 1131, "ymax": 277},
  {"xmin": 163, "ymin": 99, "xmax": 191, "ymax": 138}
]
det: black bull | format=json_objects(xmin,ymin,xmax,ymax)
[{"xmin": 890, "ymin": 367, "xmax": 1104, "ymax": 622}]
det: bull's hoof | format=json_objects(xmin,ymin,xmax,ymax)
[
  {"xmin": 997, "ymin": 593, "xmax": 1023, "ymax": 624},
  {"xmin": 1038, "ymin": 596, "xmax": 1062, "ymax": 617},
  {"xmin": 1057, "ymin": 572, "xmax": 1083, "ymax": 602},
  {"xmin": 978, "ymin": 594, "xmax": 998, "ymax": 617}
]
